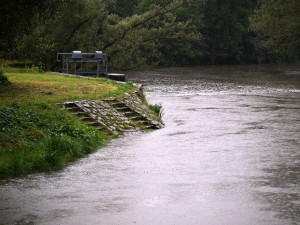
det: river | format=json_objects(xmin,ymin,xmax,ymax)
[{"xmin": 0, "ymin": 65, "xmax": 299, "ymax": 225}]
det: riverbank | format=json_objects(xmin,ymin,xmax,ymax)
[
  {"xmin": 0, "ymin": 72, "xmax": 134, "ymax": 105},
  {"xmin": 0, "ymin": 71, "xmax": 162, "ymax": 179}
]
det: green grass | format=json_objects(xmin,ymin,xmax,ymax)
[
  {"xmin": 0, "ymin": 68, "xmax": 136, "ymax": 179},
  {"xmin": 0, "ymin": 102, "xmax": 110, "ymax": 179},
  {"xmin": 0, "ymin": 72, "xmax": 135, "ymax": 105},
  {"xmin": 0, "ymin": 60, "xmax": 39, "ymax": 73},
  {"xmin": 149, "ymin": 103, "xmax": 163, "ymax": 119}
]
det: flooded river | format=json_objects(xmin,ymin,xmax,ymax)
[{"xmin": 0, "ymin": 65, "xmax": 300, "ymax": 225}]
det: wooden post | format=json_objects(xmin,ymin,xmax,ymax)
[
  {"xmin": 105, "ymin": 61, "xmax": 108, "ymax": 78},
  {"xmin": 97, "ymin": 60, "xmax": 100, "ymax": 77},
  {"xmin": 66, "ymin": 59, "xmax": 69, "ymax": 74}
]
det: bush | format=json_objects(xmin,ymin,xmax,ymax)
[
  {"xmin": 0, "ymin": 102, "xmax": 106, "ymax": 178},
  {"xmin": 149, "ymin": 103, "xmax": 162, "ymax": 118},
  {"xmin": 0, "ymin": 70, "xmax": 11, "ymax": 85}
]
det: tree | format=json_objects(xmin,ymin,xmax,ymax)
[
  {"xmin": 250, "ymin": 0, "xmax": 300, "ymax": 62},
  {"xmin": 199, "ymin": 0, "xmax": 257, "ymax": 65},
  {"xmin": 133, "ymin": 0, "xmax": 258, "ymax": 66},
  {"xmin": 0, "ymin": 0, "xmax": 69, "ymax": 58},
  {"xmin": 16, "ymin": 0, "xmax": 192, "ymax": 70},
  {"xmin": 16, "ymin": 0, "xmax": 107, "ymax": 70},
  {"xmin": 100, "ymin": 0, "xmax": 193, "ymax": 69},
  {"xmin": 109, "ymin": 0, "xmax": 141, "ymax": 17},
  {"xmin": 132, "ymin": 0, "xmax": 202, "ymax": 66}
]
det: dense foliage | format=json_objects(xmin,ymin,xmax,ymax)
[
  {"xmin": 0, "ymin": 103, "xmax": 106, "ymax": 178},
  {"xmin": 0, "ymin": 0, "xmax": 70, "ymax": 59},
  {"xmin": 250, "ymin": 0, "xmax": 300, "ymax": 62},
  {"xmin": 0, "ymin": 70, "xmax": 11, "ymax": 85},
  {"xmin": 0, "ymin": 0, "xmax": 299, "ymax": 70}
]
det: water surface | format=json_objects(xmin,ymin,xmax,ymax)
[{"xmin": 0, "ymin": 65, "xmax": 299, "ymax": 225}]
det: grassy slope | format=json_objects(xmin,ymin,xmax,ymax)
[
  {"xmin": 0, "ymin": 71, "xmax": 135, "ymax": 179},
  {"xmin": 0, "ymin": 72, "xmax": 131, "ymax": 105}
]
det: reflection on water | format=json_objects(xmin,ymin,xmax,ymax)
[
  {"xmin": 254, "ymin": 164, "xmax": 300, "ymax": 221},
  {"xmin": 0, "ymin": 65, "xmax": 299, "ymax": 225}
]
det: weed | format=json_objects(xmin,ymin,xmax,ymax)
[
  {"xmin": 136, "ymin": 89, "xmax": 146, "ymax": 102},
  {"xmin": 0, "ymin": 70, "xmax": 11, "ymax": 85},
  {"xmin": 149, "ymin": 104, "xmax": 163, "ymax": 118},
  {"xmin": 0, "ymin": 102, "xmax": 108, "ymax": 179},
  {"xmin": 126, "ymin": 81, "xmax": 134, "ymax": 86}
]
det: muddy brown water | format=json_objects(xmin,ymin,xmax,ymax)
[{"xmin": 0, "ymin": 65, "xmax": 299, "ymax": 225}]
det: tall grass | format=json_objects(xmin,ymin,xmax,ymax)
[{"xmin": 0, "ymin": 102, "xmax": 108, "ymax": 179}]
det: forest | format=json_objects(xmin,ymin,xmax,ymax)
[{"xmin": 0, "ymin": 0, "xmax": 299, "ymax": 71}]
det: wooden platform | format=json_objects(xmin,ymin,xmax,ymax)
[
  {"xmin": 61, "ymin": 70, "xmax": 126, "ymax": 82},
  {"xmin": 107, "ymin": 73, "xmax": 126, "ymax": 82}
]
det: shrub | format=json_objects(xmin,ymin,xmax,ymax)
[
  {"xmin": 149, "ymin": 103, "xmax": 162, "ymax": 118},
  {"xmin": 0, "ymin": 102, "xmax": 105, "ymax": 178},
  {"xmin": 0, "ymin": 70, "xmax": 11, "ymax": 85}
]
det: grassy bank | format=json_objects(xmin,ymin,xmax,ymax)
[
  {"xmin": 0, "ymin": 72, "xmax": 134, "ymax": 105},
  {"xmin": 0, "ymin": 103, "xmax": 108, "ymax": 179},
  {"xmin": 0, "ymin": 70, "xmax": 135, "ymax": 179}
]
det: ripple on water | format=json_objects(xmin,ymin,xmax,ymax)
[{"xmin": 1, "ymin": 65, "xmax": 300, "ymax": 225}]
